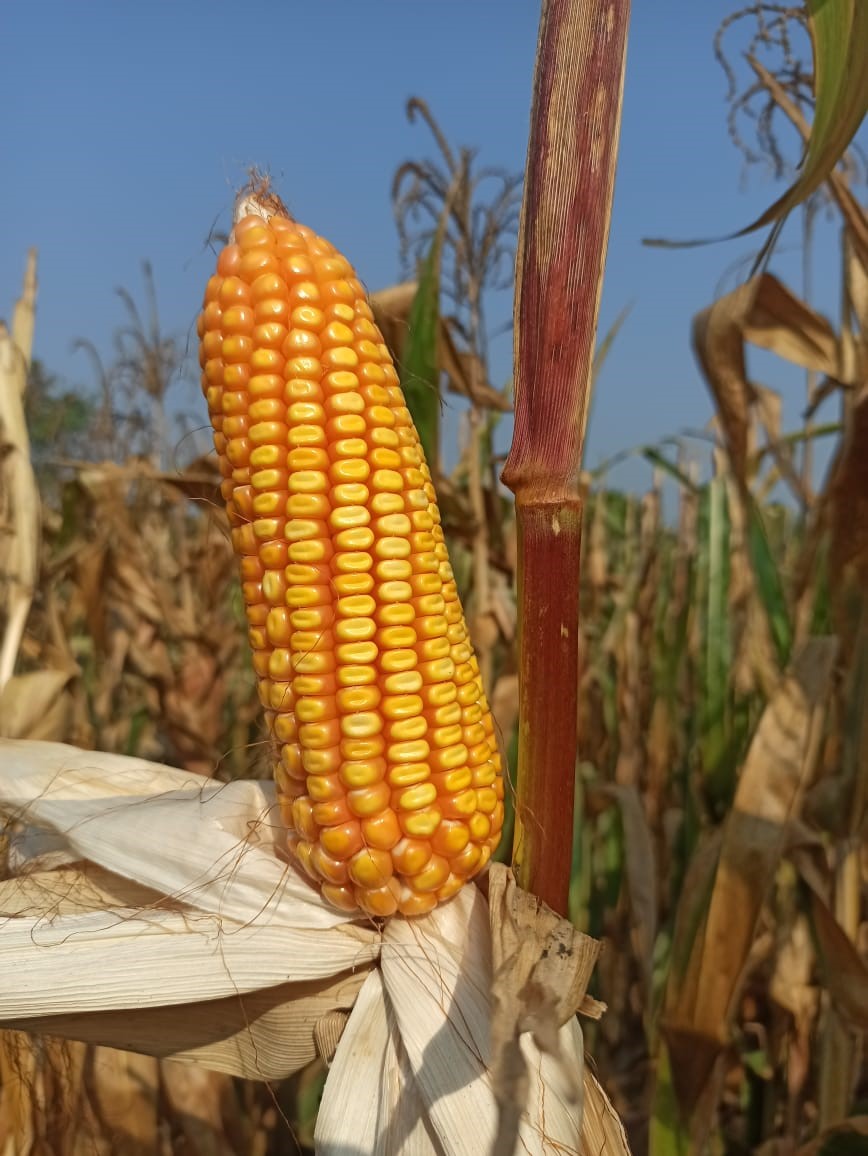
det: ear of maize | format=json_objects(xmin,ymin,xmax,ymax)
[{"xmin": 198, "ymin": 188, "xmax": 504, "ymax": 917}]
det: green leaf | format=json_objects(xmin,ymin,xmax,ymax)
[
  {"xmin": 650, "ymin": 1045, "xmax": 691, "ymax": 1156},
  {"xmin": 742, "ymin": 1048, "xmax": 773, "ymax": 1078},
  {"xmin": 640, "ymin": 447, "xmax": 698, "ymax": 492},
  {"xmin": 399, "ymin": 235, "xmax": 441, "ymax": 469},
  {"xmin": 700, "ymin": 478, "xmax": 730, "ymax": 778},
  {"xmin": 590, "ymin": 438, "xmax": 698, "ymax": 491},
  {"xmin": 493, "ymin": 724, "xmax": 518, "ymax": 865},
  {"xmin": 293, "ymin": 1060, "xmax": 327, "ymax": 1149},
  {"xmin": 746, "ymin": 499, "xmax": 793, "ymax": 667},
  {"xmin": 644, "ymin": 0, "xmax": 868, "ymax": 256},
  {"xmin": 743, "ymin": 0, "xmax": 868, "ymax": 233}
]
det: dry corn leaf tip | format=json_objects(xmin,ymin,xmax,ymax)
[{"xmin": 199, "ymin": 181, "xmax": 504, "ymax": 918}]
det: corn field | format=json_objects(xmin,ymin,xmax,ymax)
[{"xmin": 2, "ymin": 4, "xmax": 867, "ymax": 1154}]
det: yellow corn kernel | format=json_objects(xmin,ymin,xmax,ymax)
[
  {"xmin": 348, "ymin": 847, "xmax": 394, "ymax": 890},
  {"xmin": 200, "ymin": 191, "xmax": 504, "ymax": 916},
  {"xmin": 391, "ymin": 837, "xmax": 433, "ymax": 876}
]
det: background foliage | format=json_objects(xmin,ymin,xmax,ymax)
[{"xmin": 1, "ymin": 4, "xmax": 866, "ymax": 1154}]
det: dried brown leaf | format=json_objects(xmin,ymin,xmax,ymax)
[
  {"xmin": 439, "ymin": 319, "xmax": 510, "ymax": 410},
  {"xmin": 0, "ymin": 1032, "xmax": 98, "ymax": 1156},
  {"xmin": 599, "ymin": 783, "xmax": 657, "ymax": 1003},
  {"xmin": 663, "ymin": 638, "xmax": 837, "ymax": 1116},
  {"xmin": 0, "ymin": 253, "xmax": 40, "ymax": 694},
  {"xmin": 743, "ymin": 277, "xmax": 842, "ymax": 377},
  {"xmin": 0, "ymin": 670, "xmax": 74, "ymax": 741},
  {"xmin": 693, "ymin": 273, "xmax": 844, "ymax": 478},
  {"xmin": 768, "ymin": 914, "xmax": 817, "ymax": 1027},
  {"xmin": 90, "ymin": 1048, "xmax": 159, "ymax": 1154},
  {"xmin": 159, "ymin": 1062, "xmax": 238, "ymax": 1156},
  {"xmin": 801, "ymin": 867, "xmax": 868, "ymax": 1031},
  {"xmin": 72, "ymin": 543, "xmax": 108, "ymax": 650}
]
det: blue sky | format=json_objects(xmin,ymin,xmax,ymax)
[{"xmin": 0, "ymin": 1, "xmax": 848, "ymax": 492}]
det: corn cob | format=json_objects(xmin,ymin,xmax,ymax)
[{"xmin": 198, "ymin": 188, "xmax": 504, "ymax": 917}]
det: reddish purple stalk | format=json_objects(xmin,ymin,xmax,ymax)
[{"xmin": 502, "ymin": 0, "xmax": 631, "ymax": 915}]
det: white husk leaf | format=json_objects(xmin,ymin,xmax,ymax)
[
  {"xmin": 0, "ymin": 739, "xmax": 348, "ymax": 929},
  {"xmin": 381, "ymin": 887, "xmax": 496, "ymax": 1149},
  {"xmin": 0, "ymin": 739, "xmax": 628, "ymax": 1155},
  {"xmin": 6, "ymin": 967, "xmax": 368, "ymax": 1081},
  {"xmin": 316, "ymin": 970, "xmax": 446, "ymax": 1155},
  {"xmin": 0, "ymin": 741, "xmax": 378, "ymax": 1020}
]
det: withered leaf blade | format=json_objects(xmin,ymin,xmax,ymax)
[
  {"xmin": 0, "ymin": 670, "xmax": 74, "ymax": 741},
  {"xmin": 439, "ymin": 317, "xmax": 511, "ymax": 411},
  {"xmin": 692, "ymin": 273, "xmax": 844, "ymax": 479},
  {"xmin": 90, "ymin": 1047, "xmax": 160, "ymax": 1151},
  {"xmin": 800, "ymin": 868, "xmax": 868, "ymax": 1031},
  {"xmin": 743, "ymin": 275, "xmax": 841, "ymax": 376},
  {"xmin": 159, "ymin": 1060, "xmax": 236, "ymax": 1156},
  {"xmin": 662, "ymin": 638, "xmax": 837, "ymax": 1119}
]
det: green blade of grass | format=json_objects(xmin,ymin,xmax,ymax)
[
  {"xmin": 650, "ymin": 1045, "xmax": 690, "ymax": 1156},
  {"xmin": 399, "ymin": 235, "xmax": 441, "ymax": 469},
  {"xmin": 743, "ymin": 0, "xmax": 868, "ymax": 231},
  {"xmin": 701, "ymin": 478, "xmax": 730, "ymax": 779},
  {"xmin": 746, "ymin": 498, "xmax": 793, "ymax": 667},
  {"xmin": 645, "ymin": 0, "xmax": 868, "ymax": 258}
]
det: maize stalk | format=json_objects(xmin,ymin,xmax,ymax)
[{"xmin": 198, "ymin": 186, "xmax": 504, "ymax": 917}]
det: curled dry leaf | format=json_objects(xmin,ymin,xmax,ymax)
[
  {"xmin": 692, "ymin": 272, "xmax": 844, "ymax": 479},
  {"xmin": 768, "ymin": 915, "xmax": 818, "ymax": 1101}
]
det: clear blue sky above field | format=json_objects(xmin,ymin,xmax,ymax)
[{"xmin": 0, "ymin": 1, "xmax": 847, "ymax": 489}]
